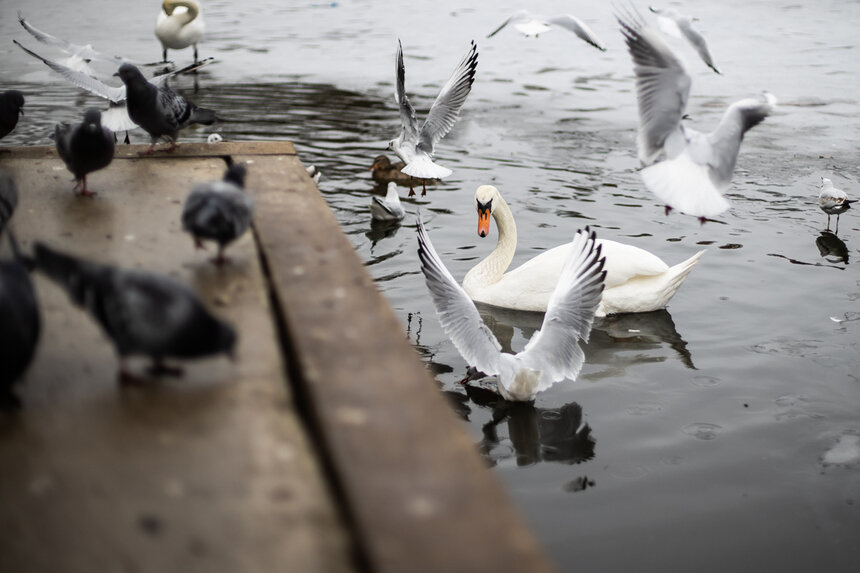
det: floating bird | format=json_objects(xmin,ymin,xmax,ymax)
[
  {"xmin": 388, "ymin": 39, "xmax": 478, "ymax": 196},
  {"xmin": 0, "ymin": 170, "xmax": 19, "ymax": 235},
  {"xmin": 306, "ymin": 164, "xmax": 321, "ymax": 184},
  {"xmin": 487, "ymin": 10, "xmax": 607, "ymax": 51},
  {"xmin": 33, "ymin": 242, "xmax": 236, "ymax": 383},
  {"xmin": 418, "ymin": 215, "xmax": 605, "ymax": 401},
  {"xmin": 182, "ymin": 164, "xmax": 253, "ymax": 265},
  {"xmin": 156, "ymin": 0, "xmax": 205, "ymax": 64},
  {"xmin": 462, "ymin": 185, "xmax": 704, "ymax": 316},
  {"xmin": 648, "ymin": 6, "xmax": 720, "ymax": 74},
  {"xmin": 0, "ymin": 91, "xmax": 25, "ymax": 140},
  {"xmin": 369, "ymin": 154, "xmax": 435, "ymax": 188},
  {"xmin": 206, "ymin": 132, "xmax": 222, "ymax": 143},
  {"xmin": 370, "ymin": 182, "xmax": 406, "ymax": 222},
  {"xmin": 0, "ymin": 232, "xmax": 41, "ymax": 406},
  {"xmin": 819, "ymin": 177, "xmax": 853, "ymax": 232},
  {"xmin": 618, "ymin": 8, "xmax": 775, "ymax": 221},
  {"xmin": 116, "ymin": 63, "xmax": 218, "ymax": 154},
  {"xmin": 54, "ymin": 108, "xmax": 116, "ymax": 197}
]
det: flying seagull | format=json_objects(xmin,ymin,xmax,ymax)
[
  {"xmin": 648, "ymin": 6, "xmax": 720, "ymax": 74},
  {"xmin": 487, "ymin": 10, "xmax": 607, "ymax": 51}
]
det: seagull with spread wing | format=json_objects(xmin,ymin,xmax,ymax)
[
  {"xmin": 387, "ymin": 40, "xmax": 478, "ymax": 196},
  {"xmin": 487, "ymin": 9, "xmax": 607, "ymax": 51},
  {"xmin": 618, "ymin": 8, "xmax": 776, "ymax": 222},
  {"xmin": 417, "ymin": 215, "xmax": 606, "ymax": 402},
  {"xmin": 648, "ymin": 6, "xmax": 720, "ymax": 74}
]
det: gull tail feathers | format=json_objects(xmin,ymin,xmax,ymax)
[
  {"xmin": 641, "ymin": 155, "xmax": 731, "ymax": 218},
  {"xmin": 402, "ymin": 155, "xmax": 451, "ymax": 179}
]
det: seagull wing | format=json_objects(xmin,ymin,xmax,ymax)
[
  {"xmin": 150, "ymin": 57, "xmax": 215, "ymax": 86},
  {"xmin": 677, "ymin": 19, "xmax": 720, "ymax": 74},
  {"xmin": 394, "ymin": 40, "xmax": 420, "ymax": 147},
  {"xmin": 14, "ymin": 40, "xmax": 126, "ymax": 103},
  {"xmin": 705, "ymin": 93, "xmax": 776, "ymax": 188},
  {"xmin": 416, "ymin": 41, "xmax": 478, "ymax": 155},
  {"xmin": 100, "ymin": 103, "xmax": 139, "ymax": 132},
  {"xmin": 546, "ymin": 15, "xmax": 607, "ymax": 51},
  {"xmin": 516, "ymin": 228, "xmax": 605, "ymax": 392},
  {"xmin": 417, "ymin": 215, "xmax": 501, "ymax": 375},
  {"xmin": 617, "ymin": 9, "xmax": 691, "ymax": 164}
]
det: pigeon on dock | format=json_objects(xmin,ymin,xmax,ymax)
[
  {"xmin": 54, "ymin": 108, "xmax": 116, "ymax": 197},
  {"xmin": 0, "ymin": 170, "xmax": 19, "ymax": 235},
  {"xmin": 33, "ymin": 242, "xmax": 236, "ymax": 383},
  {"xmin": 182, "ymin": 164, "xmax": 253, "ymax": 265},
  {"xmin": 0, "ymin": 91, "xmax": 25, "ymax": 140}
]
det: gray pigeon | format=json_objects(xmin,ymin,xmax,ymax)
[
  {"xmin": 181, "ymin": 164, "xmax": 253, "ymax": 265},
  {"xmin": 0, "ymin": 90, "xmax": 25, "ymax": 139},
  {"xmin": 116, "ymin": 62, "xmax": 217, "ymax": 154},
  {"xmin": 0, "ymin": 232, "xmax": 41, "ymax": 406},
  {"xmin": 54, "ymin": 108, "xmax": 116, "ymax": 197},
  {"xmin": 0, "ymin": 170, "xmax": 18, "ymax": 236},
  {"xmin": 33, "ymin": 242, "xmax": 236, "ymax": 383}
]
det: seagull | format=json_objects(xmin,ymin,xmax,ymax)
[
  {"xmin": 0, "ymin": 231, "xmax": 41, "ymax": 406},
  {"xmin": 417, "ymin": 215, "xmax": 606, "ymax": 402},
  {"xmin": 116, "ymin": 63, "xmax": 218, "ymax": 154},
  {"xmin": 388, "ymin": 39, "xmax": 478, "ymax": 197},
  {"xmin": 487, "ymin": 10, "xmax": 607, "ymax": 51},
  {"xmin": 819, "ymin": 177, "xmax": 853, "ymax": 232},
  {"xmin": 0, "ymin": 170, "xmax": 19, "ymax": 235},
  {"xmin": 0, "ymin": 91, "xmax": 25, "ymax": 140},
  {"xmin": 54, "ymin": 108, "xmax": 116, "ymax": 197},
  {"xmin": 33, "ymin": 242, "xmax": 236, "ymax": 384},
  {"xmin": 306, "ymin": 164, "xmax": 321, "ymax": 184},
  {"xmin": 648, "ymin": 6, "xmax": 720, "ymax": 74},
  {"xmin": 618, "ymin": 8, "xmax": 776, "ymax": 222},
  {"xmin": 182, "ymin": 164, "xmax": 253, "ymax": 265},
  {"xmin": 370, "ymin": 182, "xmax": 406, "ymax": 222},
  {"xmin": 14, "ymin": 40, "xmax": 212, "ymax": 138},
  {"xmin": 156, "ymin": 0, "xmax": 205, "ymax": 64}
]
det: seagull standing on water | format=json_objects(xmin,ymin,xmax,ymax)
[
  {"xmin": 487, "ymin": 10, "xmax": 607, "ymax": 51},
  {"xmin": 156, "ymin": 0, "xmax": 205, "ymax": 64},
  {"xmin": 417, "ymin": 216, "xmax": 606, "ymax": 402},
  {"xmin": 388, "ymin": 40, "xmax": 478, "ymax": 196},
  {"xmin": 618, "ymin": 8, "xmax": 776, "ymax": 222},
  {"xmin": 54, "ymin": 108, "xmax": 116, "ymax": 197},
  {"xmin": 818, "ymin": 177, "xmax": 853, "ymax": 232},
  {"xmin": 116, "ymin": 63, "xmax": 217, "ymax": 154}
]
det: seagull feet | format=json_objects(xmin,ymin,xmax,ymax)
[{"xmin": 421, "ymin": 182, "xmax": 427, "ymax": 197}]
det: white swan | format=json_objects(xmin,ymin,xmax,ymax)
[
  {"xmin": 155, "ymin": 0, "xmax": 205, "ymax": 63},
  {"xmin": 461, "ymin": 185, "xmax": 705, "ymax": 317}
]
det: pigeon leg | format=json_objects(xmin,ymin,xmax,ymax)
[
  {"xmin": 408, "ymin": 177, "xmax": 415, "ymax": 197},
  {"xmin": 118, "ymin": 362, "xmax": 147, "ymax": 386},
  {"xmin": 76, "ymin": 175, "xmax": 96, "ymax": 198},
  {"xmin": 211, "ymin": 246, "xmax": 228, "ymax": 266},
  {"xmin": 147, "ymin": 360, "xmax": 184, "ymax": 378},
  {"xmin": 140, "ymin": 142, "xmax": 157, "ymax": 156},
  {"xmin": 166, "ymin": 140, "xmax": 179, "ymax": 153},
  {"xmin": 194, "ymin": 238, "xmax": 207, "ymax": 250}
]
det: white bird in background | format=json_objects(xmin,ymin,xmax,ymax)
[
  {"xmin": 487, "ymin": 9, "xmax": 607, "ymax": 51},
  {"xmin": 617, "ymin": 8, "xmax": 776, "ymax": 222},
  {"xmin": 388, "ymin": 39, "xmax": 478, "ymax": 197},
  {"xmin": 417, "ymin": 215, "xmax": 606, "ymax": 402},
  {"xmin": 648, "ymin": 5, "xmax": 720, "ymax": 74},
  {"xmin": 370, "ymin": 182, "xmax": 406, "ymax": 222},
  {"xmin": 462, "ymin": 185, "xmax": 704, "ymax": 316},
  {"xmin": 156, "ymin": 0, "xmax": 205, "ymax": 64},
  {"xmin": 818, "ymin": 177, "xmax": 853, "ymax": 232}
]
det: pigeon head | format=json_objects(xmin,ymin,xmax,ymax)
[
  {"xmin": 115, "ymin": 63, "xmax": 145, "ymax": 86},
  {"xmin": 223, "ymin": 164, "xmax": 247, "ymax": 188},
  {"xmin": 83, "ymin": 108, "xmax": 103, "ymax": 132},
  {"xmin": 5, "ymin": 90, "xmax": 25, "ymax": 114}
]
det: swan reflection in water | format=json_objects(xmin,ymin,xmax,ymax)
[
  {"xmin": 445, "ymin": 385, "xmax": 596, "ymax": 467},
  {"xmin": 475, "ymin": 303, "xmax": 696, "ymax": 374},
  {"xmin": 815, "ymin": 230, "xmax": 849, "ymax": 265}
]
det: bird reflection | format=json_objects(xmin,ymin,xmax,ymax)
[
  {"xmin": 451, "ymin": 384, "xmax": 596, "ymax": 467},
  {"xmin": 365, "ymin": 218, "xmax": 402, "ymax": 248},
  {"xmin": 476, "ymin": 303, "xmax": 696, "ymax": 373},
  {"xmin": 816, "ymin": 230, "xmax": 848, "ymax": 264}
]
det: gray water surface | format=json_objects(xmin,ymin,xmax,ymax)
[{"xmin": 2, "ymin": 0, "xmax": 859, "ymax": 570}]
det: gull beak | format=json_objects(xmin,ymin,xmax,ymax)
[{"xmin": 478, "ymin": 208, "xmax": 491, "ymax": 238}]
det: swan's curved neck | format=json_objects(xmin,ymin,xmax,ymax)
[
  {"xmin": 463, "ymin": 194, "xmax": 517, "ymax": 288},
  {"xmin": 164, "ymin": 0, "xmax": 200, "ymax": 21}
]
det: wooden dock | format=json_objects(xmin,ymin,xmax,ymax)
[{"xmin": 0, "ymin": 142, "xmax": 556, "ymax": 573}]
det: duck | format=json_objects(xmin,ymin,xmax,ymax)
[
  {"xmin": 155, "ymin": 0, "xmax": 205, "ymax": 64},
  {"xmin": 370, "ymin": 155, "xmax": 436, "ymax": 188},
  {"xmin": 461, "ymin": 185, "xmax": 705, "ymax": 317}
]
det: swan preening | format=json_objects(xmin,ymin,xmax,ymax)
[
  {"xmin": 462, "ymin": 185, "xmax": 705, "ymax": 317},
  {"xmin": 155, "ymin": 0, "xmax": 205, "ymax": 63}
]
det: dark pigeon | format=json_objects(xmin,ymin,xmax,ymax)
[
  {"xmin": 116, "ymin": 63, "xmax": 217, "ymax": 154},
  {"xmin": 182, "ymin": 164, "xmax": 253, "ymax": 265},
  {"xmin": 0, "ymin": 232, "xmax": 41, "ymax": 406},
  {"xmin": 0, "ymin": 170, "xmax": 18, "ymax": 236},
  {"xmin": 33, "ymin": 242, "xmax": 236, "ymax": 383},
  {"xmin": 0, "ymin": 90, "xmax": 25, "ymax": 139},
  {"xmin": 54, "ymin": 108, "xmax": 116, "ymax": 197}
]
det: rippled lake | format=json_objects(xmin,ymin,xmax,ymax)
[{"xmin": 2, "ymin": 0, "xmax": 859, "ymax": 569}]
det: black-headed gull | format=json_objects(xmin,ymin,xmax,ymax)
[
  {"xmin": 370, "ymin": 182, "xmax": 406, "ymax": 222},
  {"xmin": 388, "ymin": 40, "xmax": 478, "ymax": 196},
  {"xmin": 648, "ymin": 5, "xmax": 720, "ymax": 74},
  {"xmin": 487, "ymin": 9, "xmax": 606, "ymax": 51},
  {"xmin": 417, "ymin": 215, "xmax": 605, "ymax": 402},
  {"xmin": 819, "ymin": 177, "xmax": 853, "ymax": 232},
  {"xmin": 618, "ymin": 8, "xmax": 776, "ymax": 222}
]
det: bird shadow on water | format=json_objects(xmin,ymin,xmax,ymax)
[{"xmin": 768, "ymin": 229, "xmax": 849, "ymax": 269}]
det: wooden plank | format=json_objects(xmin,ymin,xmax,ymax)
[
  {"xmin": 0, "ymin": 146, "xmax": 354, "ymax": 573},
  {"xmin": 0, "ymin": 141, "xmax": 296, "ymax": 161},
  {"xmin": 247, "ymin": 154, "xmax": 558, "ymax": 573}
]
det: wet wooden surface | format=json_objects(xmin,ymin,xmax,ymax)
[{"xmin": 0, "ymin": 141, "xmax": 556, "ymax": 573}]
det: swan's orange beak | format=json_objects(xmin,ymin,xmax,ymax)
[{"xmin": 478, "ymin": 208, "xmax": 491, "ymax": 238}]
